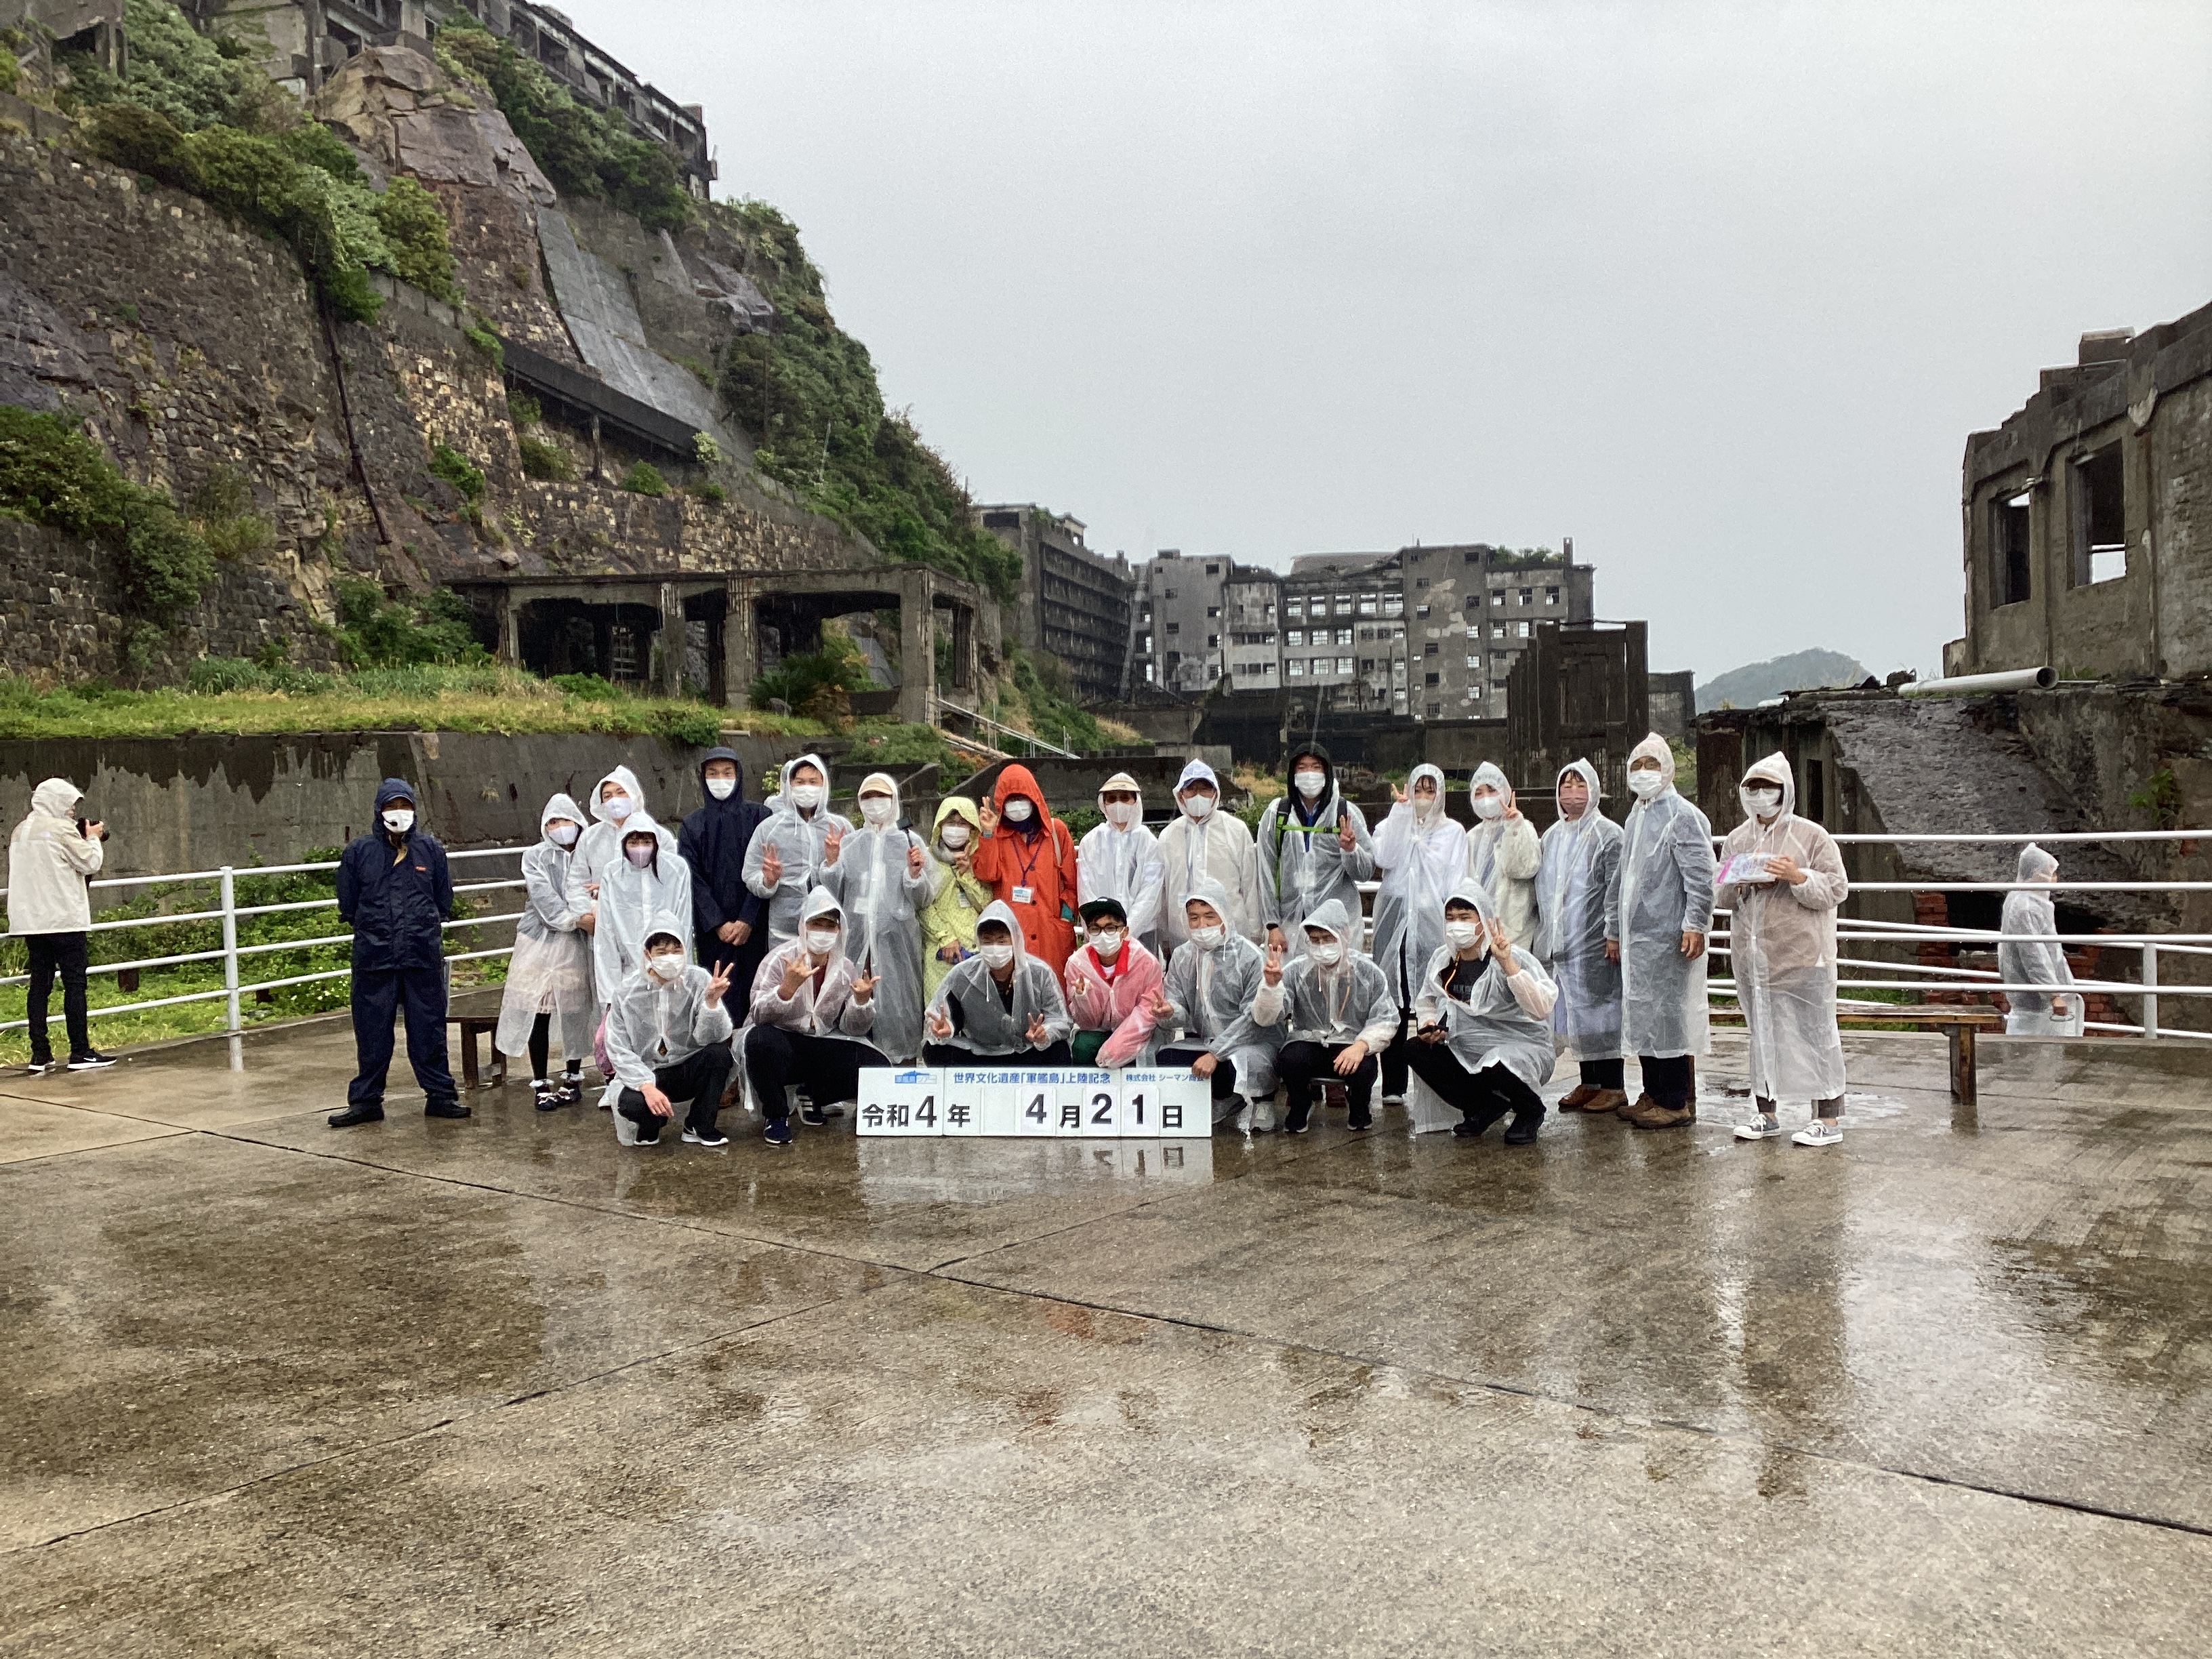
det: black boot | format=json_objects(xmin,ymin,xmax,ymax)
[
  {"xmin": 328, "ymin": 1103, "xmax": 384, "ymax": 1128},
  {"xmin": 1503, "ymin": 1101, "xmax": 1547, "ymax": 1145},
  {"xmin": 424, "ymin": 1099, "xmax": 472, "ymax": 1120}
]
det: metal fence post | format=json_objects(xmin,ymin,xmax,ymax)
[
  {"xmin": 220, "ymin": 865, "xmax": 243, "ymax": 1071},
  {"xmin": 2142, "ymin": 943, "xmax": 2158, "ymax": 1042}
]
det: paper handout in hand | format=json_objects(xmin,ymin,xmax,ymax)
[{"xmin": 1721, "ymin": 852, "xmax": 1776, "ymax": 887}]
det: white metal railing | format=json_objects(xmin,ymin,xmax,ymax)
[
  {"xmin": 0, "ymin": 846, "xmax": 531, "ymax": 1071},
  {"xmin": 929, "ymin": 693, "xmax": 1078, "ymax": 760}
]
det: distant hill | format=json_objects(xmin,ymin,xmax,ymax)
[{"xmin": 1696, "ymin": 649, "xmax": 1870, "ymax": 712}]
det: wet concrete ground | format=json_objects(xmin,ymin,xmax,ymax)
[{"xmin": 1, "ymin": 1013, "xmax": 2208, "ymax": 1656}]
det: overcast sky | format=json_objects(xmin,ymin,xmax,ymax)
[{"xmin": 563, "ymin": 1, "xmax": 2209, "ymax": 682}]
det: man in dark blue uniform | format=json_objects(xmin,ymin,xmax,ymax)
[
  {"xmin": 679, "ymin": 745, "xmax": 771, "ymax": 1004},
  {"xmin": 329, "ymin": 779, "xmax": 466, "ymax": 1128}
]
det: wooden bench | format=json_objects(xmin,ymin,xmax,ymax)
[
  {"xmin": 447, "ymin": 1015, "xmax": 506, "ymax": 1090},
  {"xmin": 1709, "ymin": 1005, "xmax": 2005, "ymax": 1105}
]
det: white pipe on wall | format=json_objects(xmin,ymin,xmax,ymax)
[{"xmin": 1899, "ymin": 666, "xmax": 2057, "ymax": 697}]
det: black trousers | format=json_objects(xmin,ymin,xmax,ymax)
[
  {"xmin": 525, "ymin": 1012, "xmax": 584, "ymax": 1081},
  {"xmin": 1278, "ymin": 1040, "xmax": 1378, "ymax": 1115},
  {"xmin": 921, "ymin": 1040, "xmax": 1075, "ymax": 1071},
  {"xmin": 348, "ymin": 966, "xmax": 458, "ymax": 1110},
  {"xmin": 619, "ymin": 1044, "xmax": 737, "ymax": 1138},
  {"xmin": 1580, "ymin": 1056, "xmax": 1626, "ymax": 1090},
  {"xmin": 1637, "ymin": 1053, "xmax": 1694, "ymax": 1108},
  {"xmin": 747, "ymin": 1026, "xmax": 888, "ymax": 1116},
  {"xmin": 1406, "ymin": 1042, "xmax": 1543, "ymax": 1130},
  {"xmin": 1156, "ymin": 1044, "xmax": 1241, "ymax": 1100},
  {"xmin": 24, "ymin": 931, "xmax": 90, "ymax": 1062}
]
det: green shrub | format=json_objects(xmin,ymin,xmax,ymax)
[
  {"xmin": 552, "ymin": 673, "xmax": 620, "ymax": 702},
  {"xmin": 506, "ymin": 390, "xmax": 541, "ymax": 428},
  {"xmin": 750, "ymin": 634, "xmax": 870, "ymax": 713},
  {"xmin": 63, "ymin": 0, "xmax": 244, "ymax": 131},
  {"xmin": 692, "ymin": 430, "xmax": 720, "ymax": 466},
  {"xmin": 517, "ymin": 434, "xmax": 573, "ymax": 481},
  {"xmin": 619, "ymin": 462, "xmax": 666, "ymax": 497},
  {"xmin": 0, "ymin": 45, "xmax": 19, "ymax": 97},
  {"xmin": 334, "ymin": 578, "xmax": 487, "ymax": 668},
  {"xmin": 462, "ymin": 319, "xmax": 504, "ymax": 369},
  {"xmin": 428, "ymin": 445, "xmax": 485, "ymax": 501},
  {"xmin": 371, "ymin": 176, "xmax": 458, "ymax": 300},
  {"xmin": 276, "ymin": 119, "xmax": 362, "ymax": 183},
  {"xmin": 688, "ymin": 480, "xmax": 726, "ymax": 504}
]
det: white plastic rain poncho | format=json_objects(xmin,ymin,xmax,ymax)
[
  {"xmin": 601, "ymin": 909, "xmax": 736, "ymax": 1143},
  {"xmin": 1256, "ymin": 741, "xmax": 1376, "ymax": 959},
  {"xmin": 817, "ymin": 771, "xmax": 930, "ymax": 1062},
  {"xmin": 1078, "ymin": 772, "xmax": 1166, "ymax": 950},
  {"xmin": 5, "ymin": 779, "xmax": 102, "ymax": 935},
  {"xmin": 1155, "ymin": 758, "xmax": 1265, "ymax": 951},
  {"xmin": 745, "ymin": 886, "xmax": 880, "ymax": 1040},
  {"xmin": 1717, "ymin": 752, "xmax": 1849, "ymax": 1104},
  {"xmin": 1536, "ymin": 759, "xmax": 1624, "ymax": 1059},
  {"xmin": 1465, "ymin": 762, "xmax": 1542, "ymax": 949},
  {"xmin": 1158, "ymin": 875, "xmax": 1282, "ymax": 1096},
  {"xmin": 497, "ymin": 792, "xmax": 596, "ymax": 1063},
  {"xmin": 1251, "ymin": 898, "xmax": 1398, "ymax": 1050},
  {"xmin": 1405, "ymin": 880, "xmax": 1560, "ymax": 1132},
  {"xmin": 924, "ymin": 898, "xmax": 1073, "ymax": 1056},
  {"xmin": 1999, "ymin": 844, "xmax": 2083, "ymax": 1036},
  {"xmin": 1606, "ymin": 733, "xmax": 1717, "ymax": 1061},
  {"xmin": 588, "ymin": 810, "xmax": 691, "ymax": 1001},
  {"xmin": 743, "ymin": 753, "xmax": 856, "ymax": 943},
  {"xmin": 1372, "ymin": 762, "xmax": 1465, "ymax": 1015},
  {"xmin": 564, "ymin": 764, "xmax": 648, "ymax": 918}
]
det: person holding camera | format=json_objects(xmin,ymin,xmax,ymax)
[{"xmin": 7, "ymin": 779, "xmax": 116, "ymax": 1073}]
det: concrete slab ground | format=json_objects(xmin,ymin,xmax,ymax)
[{"xmin": 1, "ymin": 1020, "xmax": 2208, "ymax": 1655}]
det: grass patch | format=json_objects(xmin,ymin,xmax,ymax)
[{"xmin": 517, "ymin": 434, "xmax": 572, "ymax": 481}]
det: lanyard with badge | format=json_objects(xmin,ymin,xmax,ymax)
[{"xmin": 1007, "ymin": 827, "xmax": 1045, "ymax": 907}]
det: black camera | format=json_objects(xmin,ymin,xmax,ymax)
[{"xmin": 76, "ymin": 817, "xmax": 110, "ymax": 842}]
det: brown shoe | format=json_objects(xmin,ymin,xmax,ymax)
[
  {"xmin": 1616, "ymin": 1093, "xmax": 1665, "ymax": 1126},
  {"xmin": 1631, "ymin": 1101, "xmax": 1698, "ymax": 1131},
  {"xmin": 1558, "ymin": 1083, "xmax": 1601, "ymax": 1111},
  {"xmin": 1578, "ymin": 1088, "xmax": 1629, "ymax": 1115}
]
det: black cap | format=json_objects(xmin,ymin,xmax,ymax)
[{"xmin": 1079, "ymin": 898, "xmax": 1128, "ymax": 927}]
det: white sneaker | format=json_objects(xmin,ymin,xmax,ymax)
[
  {"xmin": 1734, "ymin": 1113, "xmax": 1784, "ymax": 1141},
  {"xmin": 681, "ymin": 1128, "xmax": 730, "ymax": 1148},
  {"xmin": 1792, "ymin": 1120, "xmax": 1843, "ymax": 1147}
]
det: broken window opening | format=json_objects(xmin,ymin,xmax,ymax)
[
  {"xmin": 2072, "ymin": 445, "xmax": 2127, "ymax": 586},
  {"xmin": 1992, "ymin": 491, "xmax": 2031, "ymax": 607}
]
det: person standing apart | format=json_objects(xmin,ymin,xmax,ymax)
[
  {"xmin": 1155, "ymin": 758, "xmax": 1263, "ymax": 955},
  {"xmin": 680, "ymin": 746, "xmax": 771, "ymax": 1023},
  {"xmin": 1370, "ymin": 763, "xmax": 1465, "ymax": 1105},
  {"xmin": 1257, "ymin": 741, "xmax": 1376, "ymax": 962},
  {"xmin": 819, "ymin": 771, "xmax": 930, "ymax": 1063},
  {"xmin": 1062, "ymin": 897, "xmax": 1163, "ymax": 1067},
  {"xmin": 1606, "ymin": 735, "xmax": 1716, "ymax": 1130},
  {"xmin": 744, "ymin": 754, "xmax": 853, "ymax": 947},
  {"xmin": 1721, "ymin": 753, "xmax": 1851, "ymax": 1147},
  {"xmin": 1408, "ymin": 882, "xmax": 1558, "ymax": 1145},
  {"xmin": 1465, "ymin": 762, "xmax": 1541, "ymax": 951},
  {"xmin": 496, "ymin": 794, "xmax": 594, "ymax": 1109},
  {"xmin": 1998, "ymin": 844, "xmax": 2083, "ymax": 1036},
  {"xmin": 919, "ymin": 796, "xmax": 991, "ymax": 1000},
  {"xmin": 1540, "ymin": 760, "xmax": 1626, "ymax": 1114},
  {"xmin": 743, "ymin": 888, "xmax": 886, "ymax": 1143},
  {"xmin": 330, "ymin": 779, "xmax": 465, "ymax": 1127},
  {"xmin": 7, "ymin": 779, "xmax": 115, "ymax": 1073},
  {"xmin": 1252, "ymin": 899, "xmax": 1397, "ymax": 1132},
  {"xmin": 1078, "ymin": 773, "xmax": 1166, "ymax": 956},
  {"xmin": 972, "ymin": 762, "xmax": 1080, "ymax": 975}
]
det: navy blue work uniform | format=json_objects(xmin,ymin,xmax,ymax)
[
  {"xmin": 678, "ymin": 745, "xmax": 771, "ymax": 998},
  {"xmin": 337, "ymin": 778, "xmax": 460, "ymax": 1115}
]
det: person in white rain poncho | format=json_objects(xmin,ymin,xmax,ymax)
[
  {"xmin": 496, "ymin": 793, "xmax": 595, "ymax": 1109},
  {"xmin": 1252, "ymin": 897, "xmax": 1397, "ymax": 1134},
  {"xmin": 1372, "ymin": 763, "xmax": 1465, "ymax": 1103},
  {"xmin": 1719, "ymin": 753, "xmax": 1851, "ymax": 1148},
  {"xmin": 1999, "ymin": 844, "xmax": 2083, "ymax": 1037},
  {"xmin": 817, "ymin": 771, "xmax": 930, "ymax": 1063},
  {"xmin": 743, "ymin": 754, "xmax": 853, "ymax": 945},
  {"xmin": 1406, "ymin": 880, "xmax": 1558, "ymax": 1145},
  {"xmin": 743, "ymin": 887, "xmax": 886, "ymax": 1145},
  {"xmin": 922, "ymin": 899, "xmax": 1075, "ymax": 1067},
  {"xmin": 602, "ymin": 914, "xmax": 737, "ymax": 1149},
  {"xmin": 1078, "ymin": 772, "xmax": 1166, "ymax": 954},
  {"xmin": 1257, "ymin": 740, "xmax": 1376, "ymax": 962},
  {"xmin": 1538, "ymin": 759, "xmax": 1625, "ymax": 1113},
  {"xmin": 1605, "ymin": 734, "xmax": 1716, "ymax": 1130},
  {"xmin": 1151, "ymin": 876, "xmax": 1283, "ymax": 1130},
  {"xmin": 564, "ymin": 764, "xmax": 648, "ymax": 921},
  {"xmin": 1155, "ymin": 758, "xmax": 1264, "ymax": 952},
  {"xmin": 589, "ymin": 811, "xmax": 691, "ymax": 1010},
  {"xmin": 1465, "ymin": 762, "xmax": 1541, "ymax": 950}
]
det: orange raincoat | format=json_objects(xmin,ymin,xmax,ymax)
[{"xmin": 973, "ymin": 762, "xmax": 1080, "ymax": 973}]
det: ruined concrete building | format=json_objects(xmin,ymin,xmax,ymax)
[
  {"xmin": 975, "ymin": 505, "xmax": 1136, "ymax": 705},
  {"xmin": 1950, "ymin": 302, "xmax": 2212, "ymax": 682}
]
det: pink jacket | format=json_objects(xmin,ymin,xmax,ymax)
[{"xmin": 1063, "ymin": 939, "xmax": 1162, "ymax": 1066}]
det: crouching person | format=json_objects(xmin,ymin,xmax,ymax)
[
  {"xmin": 1063, "ymin": 898, "xmax": 1162, "ymax": 1067},
  {"xmin": 1408, "ymin": 881, "xmax": 1559, "ymax": 1146},
  {"xmin": 922, "ymin": 900, "xmax": 1075, "ymax": 1067},
  {"xmin": 1254, "ymin": 899, "xmax": 1397, "ymax": 1134},
  {"xmin": 1151, "ymin": 878, "xmax": 1282, "ymax": 1132},
  {"xmin": 743, "ymin": 888, "xmax": 886, "ymax": 1147},
  {"xmin": 605, "ymin": 913, "xmax": 737, "ymax": 1149}
]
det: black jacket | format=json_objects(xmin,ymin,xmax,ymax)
[
  {"xmin": 679, "ymin": 745, "xmax": 769, "ymax": 945},
  {"xmin": 337, "ymin": 777, "xmax": 453, "ymax": 972}
]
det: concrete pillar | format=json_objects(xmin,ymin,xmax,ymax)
[
  {"xmin": 723, "ymin": 576, "xmax": 758, "ymax": 708},
  {"xmin": 657, "ymin": 583, "xmax": 684, "ymax": 697},
  {"xmin": 896, "ymin": 568, "xmax": 937, "ymax": 724},
  {"xmin": 498, "ymin": 590, "xmax": 521, "ymax": 666},
  {"xmin": 952, "ymin": 603, "xmax": 976, "ymax": 692}
]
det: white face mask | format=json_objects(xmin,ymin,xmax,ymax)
[
  {"xmin": 788, "ymin": 782, "xmax": 823, "ymax": 811},
  {"xmin": 1307, "ymin": 939, "xmax": 1344, "ymax": 966},
  {"xmin": 1003, "ymin": 798, "xmax": 1034, "ymax": 823},
  {"xmin": 939, "ymin": 823, "xmax": 972, "ymax": 849},
  {"xmin": 602, "ymin": 794, "xmax": 634, "ymax": 822},
  {"xmin": 1628, "ymin": 769, "xmax": 1664, "ymax": 800},
  {"xmin": 382, "ymin": 808, "xmax": 415, "ymax": 834},
  {"xmin": 1741, "ymin": 785, "xmax": 1783, "ymax": 819},
  {"xmin": 1471, "ymin": 793, "xmax": 1504, "ymax": 822},
  {"xmin": 978, "ymin": 941, "xmax": 1015, "ymax": 970},
  {"xmin": 1181, "ymin": 791, "xmax": 1216, "ymax": 821},
  {"xmin": 646, "ymin": 951, "xmax": 684, "ymax": 983},
  {"xmin": 1090, "ymin": 930, "xmax": 1124, "ymax": 959},
  {"xmin": 804, "ymin": 927, "xmax": 840, "ymax": 958},
  {"xmin": 1188, "ymin": 924, "xmax": 1225, "ymax": 950},
  {"xmin": 624, "ymin": 843, "xmax": 655, "ymax": 869},
  {"xmin": 705, "ymin": 777, "xmax": 736, "ymax": 801},
  {"xmin": 1445, "ymin": 920, "xmax": 1485, "ymax": 951},
  {"xmin": 1294, "ymin": 771, "xmax": 1326, "ymax": 799},
  {"xmin": 860, "ymin": 796, "xmax": 897, "ymax": 827},
  {"xmin": 1103, "ymin": 800, "xmax": 1139, "ymax": 826}
]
